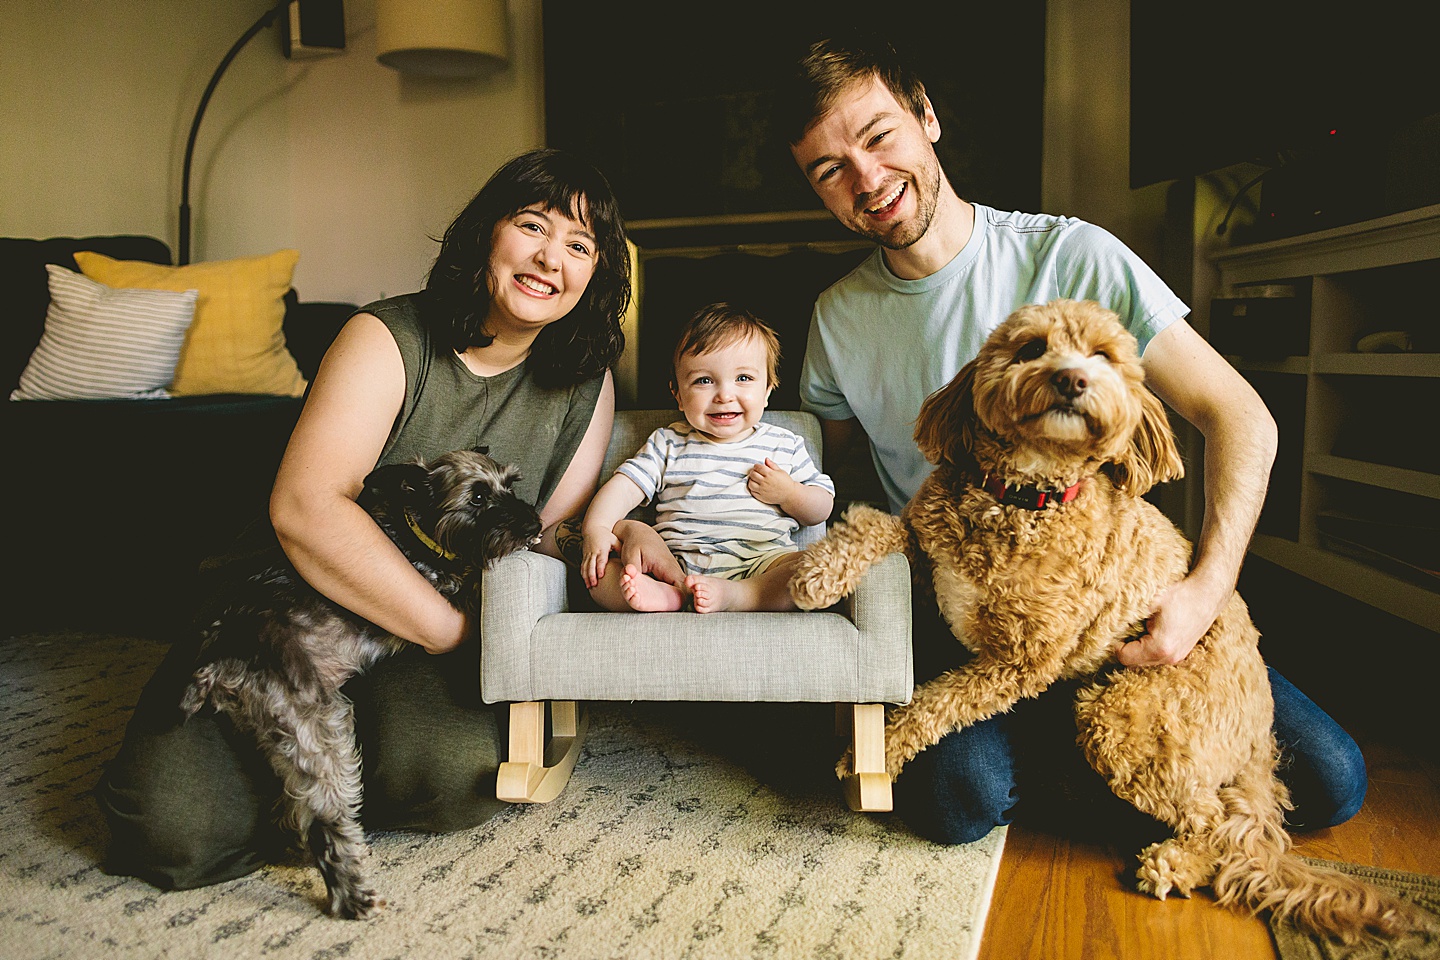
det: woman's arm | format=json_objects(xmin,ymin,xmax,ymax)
[
  {"xmin": 530, "ymin": 370, "xmax": 616, "ymax": 560},
  {"xmin": 269, "ymin": 313, "xmax": 470, "ymax": 654}
]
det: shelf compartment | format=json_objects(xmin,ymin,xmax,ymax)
[
  {"xmin": 1248, "ymin": 534, "xmax": 1440, "ymax": 632},
  {"xmin": 1211, "ymin": 203, "xmax": 1440, "ymax": 284},
  {"xmin": 1319, "ymin": 374, "xmax": 1440, "ymax": 475},
  {"xmin": 1315, "ymin": 511, "xmax": 1438, "ymax": 591},
  {"xmin": 1225, "ymin": 355, "xmax": 1308, "ymax": 375},
  {"xmin": 1311, "ymin": 353, "xmax": 1440, "ymax": 377},
  {"xmin": 1246, "ymin": 371, "xmax": 1306, "ymax": 539},
  {"xmin": 1307, "ymin": 455, "xmax": 1440, "ymax": 500}
]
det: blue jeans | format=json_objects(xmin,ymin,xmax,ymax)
[{"xmin": 895, "ymin": 606, "xmax": 1368, "ymax": 845}]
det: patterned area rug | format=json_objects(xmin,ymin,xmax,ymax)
[
  {"xmin": 0, "ymin": 634, "xmax": 1005, "ymax": 960},
  {"xmin": 1271, "ymin": 858, "xmax": 1440, "ymax": 960}
]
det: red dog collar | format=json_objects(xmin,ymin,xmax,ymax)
[{"xmin": 983, "ymin": 475, "xmax": 1083, "ymax": 510}]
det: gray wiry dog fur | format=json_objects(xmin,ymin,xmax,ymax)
[{"xmin": 180, "ymin": 448, "xmax": 541, "ymax": 919}]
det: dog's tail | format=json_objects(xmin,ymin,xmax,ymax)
[
  {"xmin": 790, "ymin": 505, "xmax": 908, "ymax": 610},
  {"xmin": 1208, "ymin": 755, "xmax": 1431, "ymax": 943}
]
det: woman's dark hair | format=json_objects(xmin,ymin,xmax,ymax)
[
  {"xmin": 776, "ymin": 31, "xmax": 929, "ymax": 146},
  {"xmin": 425, "ymin": 148, "xmax": 630, "ymax": 388}
]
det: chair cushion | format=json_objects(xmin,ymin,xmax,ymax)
[
  {"xmin": 518, "ymin": 610, "xmax": 907, "ymax": 702},
  {"xmin": 480, "ymin": 551, "xmax": 912, "ymax": 705}
]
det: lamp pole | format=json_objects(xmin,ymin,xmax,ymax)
[{"xmin": 178, "ymin": 0, "xmax": 289, "ymax": 265}]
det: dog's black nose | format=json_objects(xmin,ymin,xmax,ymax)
[{"xmin": 1052, "ymin": 368, "xmax": 1088, "ymax": 398}]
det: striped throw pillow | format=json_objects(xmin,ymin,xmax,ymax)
[{"xmin": 11, "ymin": 265, "xmax": 197, "ymax": 401}]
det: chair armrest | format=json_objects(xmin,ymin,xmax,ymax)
[
  {"xmin": 840, "ymin": 551, "xmax": 913, "ymax": 702},
  {"xmin": 480, "ymin": 551, "xmax": 570, "ymax": 703}
]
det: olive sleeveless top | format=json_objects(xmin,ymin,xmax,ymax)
[{"xmin": 364, "ymin": 294, "xmax": 605, "ymax": 513}]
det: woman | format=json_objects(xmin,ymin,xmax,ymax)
[{"xmin": 97, "ymin": 149, "xmax": 631, "ymax": 890}]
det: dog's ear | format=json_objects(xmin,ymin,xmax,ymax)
[
  {"xmin": 359, "ymin": 462, "xmax": 432, "ymax": 510},
  {"xmin": 914, "ymin": 359, "xmax": 982, "ymax": 479},
  {"xmin": 1107, "ymin": 384, "xmax": 1185, "ymax": 496}
]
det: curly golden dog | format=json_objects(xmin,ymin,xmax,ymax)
[{"xmin": 791, "ymin": 299, "xmax": 1429, "ymax": 942}]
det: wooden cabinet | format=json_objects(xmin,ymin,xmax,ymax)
[{"xmin": 1207, "ymin": 203, "xmax": 1440, "ymax": 631}]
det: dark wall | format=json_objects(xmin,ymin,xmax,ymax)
[
  {"xmin": 542, "ymin": 1, "xmax": 1046, "ymax": 223},
  {"xmin": 634, "ymin": 248, "xmax": 871, "ymax": 411}
]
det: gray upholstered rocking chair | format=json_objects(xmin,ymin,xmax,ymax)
[{"xmin": 478, "ymin": 409, "xmax": 912, "ymax": 812}]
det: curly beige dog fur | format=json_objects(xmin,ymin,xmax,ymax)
[{"xmin": 791, "ymin": 299, "xmax": 1430, "ymax": 943}]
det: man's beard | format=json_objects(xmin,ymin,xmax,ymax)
[{"xmin": 853, "ymin": 154, "xmax": 943, "ymax": 250}]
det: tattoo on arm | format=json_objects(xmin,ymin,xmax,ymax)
[{"xmin": 555, "ymin": 517, "xmax": 584, "ymax": 568}]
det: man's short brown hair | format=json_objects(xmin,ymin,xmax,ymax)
[{"xmin": 777, "ymin": 32, "xmax": 929, "ymax": 145}]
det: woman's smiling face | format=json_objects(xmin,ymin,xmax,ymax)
[{"xmin": 485, "ymin": 203, "xmax": 598, "ymax": 335}]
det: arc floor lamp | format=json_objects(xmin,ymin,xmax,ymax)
[
  {"xmin": 178, "ymin": 0, "xmax": 344, "ymax": 265},
  {"xmin": 178, "ymin": 0, "xmax": 509, "ymax": 265}
]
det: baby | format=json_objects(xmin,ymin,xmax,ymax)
[{"xmin": 581, "ymin": 303, "xmax": 835, "ymax": 613}]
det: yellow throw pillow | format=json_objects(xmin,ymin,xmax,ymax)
[{"xmin": 74, "ymin": 249, "xmax": 306, "ymax": 397}]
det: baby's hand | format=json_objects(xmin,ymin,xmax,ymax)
[
  {"xmin": 581, "ymin": 527, "xmax": 620, "ymax": 589},
  {"xmin": 747, "ymin": 458, "xmax": 798, "ymax": 507}
]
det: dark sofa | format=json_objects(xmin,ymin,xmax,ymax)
[{"xmin": 1, "ymin": 235, "xmax": 355, "ymax": 637}]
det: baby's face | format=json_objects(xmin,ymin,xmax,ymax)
[{"xmin": 672, "ymin": 334, "xmax": 773, "ymax": 443}]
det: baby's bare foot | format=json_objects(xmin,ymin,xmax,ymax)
[
  {"xmin": 686, "ymin": 574, "xmax": 742, "ymax": 614},
  {"xmin": 621, "ymin": 564, "xmax": 684, "ymax": 612}
]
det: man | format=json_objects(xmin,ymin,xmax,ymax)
[{"xmin": 782, "ymin": 34, "xmax": 1366, "ymax": 844}]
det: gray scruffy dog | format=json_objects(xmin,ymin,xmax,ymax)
[{"xmin": 180, "ymin": 448, "xmax": 541, "ymax": 919}]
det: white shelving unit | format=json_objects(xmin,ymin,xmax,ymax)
[{"xmin": 1208, "ymin": 203, "xmax": 1440, "ymax": 632}]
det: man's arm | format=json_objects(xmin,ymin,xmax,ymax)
[{"xmin": 1124, "ymin": 318, "xmax": 1278, "ymax": 667}]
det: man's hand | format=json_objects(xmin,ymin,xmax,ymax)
[
  {"xmin": 1118, "ymin": 572, "xmax": 1229, "ymax": 667},
  {"xmin": 748, "ymin": 458, "xmax": 799, "ymax": 506}
]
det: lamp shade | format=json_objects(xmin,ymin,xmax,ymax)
[{"xmin": 376, "ymin": 0, "xmax": 509, "ymax": 77}]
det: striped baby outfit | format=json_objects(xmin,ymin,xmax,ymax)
[{"xmin": 616, "ymin": 421, "xmax": 834, "ymax": 579}]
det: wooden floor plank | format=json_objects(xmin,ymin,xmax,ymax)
[{"xmin": 976, "ymin": 737, "xmax": 1438, "ymax": 960}]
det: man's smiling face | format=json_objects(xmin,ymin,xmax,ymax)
[{"xmin": 791, "ymin": 75, "xmax": 944, "ymax": 251}]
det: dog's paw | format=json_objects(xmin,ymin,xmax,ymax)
[
  {"xmin": 884, "ymin": 744, "xmax": 911, "ymax": 779},
  {"xmin": 788, "ymin": 553, "xmax": 845, "ymax": 611},
  {"xmin": 330, "ymin": 886, "xmax": 386, "ymax": 920},
  {"xmin": 1135, "ymin": 841, "xmax": 1202, "ymax": 901},
  {"xmin": 789, "ymin": 507, "xmax": 907, "ymax": 610},
  {"xmin": 883, "ymin": 728, "xmax": 921, "ymax": 778},
  {"xmin": 835, "ymin": 746, "xmax": 855, "ymax": 781},
  {"xmin": 880, "ymin": 710, "xmax": 927, "ymax": 778}
]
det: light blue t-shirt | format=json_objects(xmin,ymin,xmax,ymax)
[{"xmin": 799, "ymin": 203, "xmax": 1190, "ymax": 513}]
